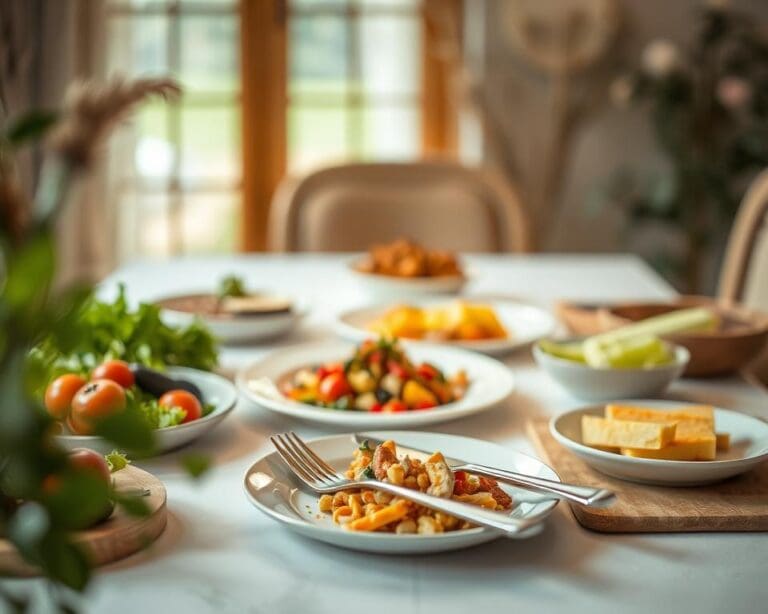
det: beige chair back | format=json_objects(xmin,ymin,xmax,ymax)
[
  {"xmin": 718, "ymin": 168, "xmax": 768, "ymax": 387},
  {"xmin": 268, "ymin": 161, "xmax": 530, "ymax": 253},
  {"xmin": 719, "ymin": 168, "xmax": 768, "ymax": 307}
]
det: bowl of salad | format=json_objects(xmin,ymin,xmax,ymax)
[
  {"xmin": 45, "ymin": 361, "xmax": 238, "ymax": 454},
  {"xmin": 236, "ymin": 338, "xmax": 516, "ymax": 428},
  {"xmin": 29, "ymin": 286, "xmax": 236, "ymax": 454}
]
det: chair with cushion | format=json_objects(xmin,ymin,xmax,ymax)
[{"xmin": 268, "ymin": 161, "xmax": 530, "ymax": 253}]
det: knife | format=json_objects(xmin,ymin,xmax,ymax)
[{"xmin": 353, "ymin": 434, "xmax": 615, "ymax": 508}]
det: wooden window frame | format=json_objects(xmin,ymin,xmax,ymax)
[{"xmin": 239, "ymin": 0, "xmax": 462, "ymax": 252}]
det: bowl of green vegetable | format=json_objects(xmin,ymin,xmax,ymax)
[
  {"xmin": 534, "ymin": 338, "xmax": 689, "ymax": 402},
  {"xmin": 533, "ymin": 308, "xmax": 702, "ymax": 401}
]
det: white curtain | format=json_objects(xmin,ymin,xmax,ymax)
[{"xmin": 0, "ymin": 0, "xmax": 111, "ymax": 285}]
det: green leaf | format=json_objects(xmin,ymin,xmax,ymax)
[
  {"xmin": 93, "ymin": 410, "xmax": 155, "ymax": 456},
  {"xmin": 43, "ymin": 472, "xmax": 112, "ymax": 530},
  {"xmin": 38, "ymin": 532, "xmax": 91, "ymax": 591},
  {"xmin": 180, "ymin": 453, "xmax": 211, "ymax": 480},
  {"xmin": 5, "ymin": 110, "xmax": 58, "ymax": 146},
  {"xmin": 111, "ymin": 491, "xmax": 150, "ymax": 517},
  {"xmin": 7, "ymin": 502, "xmax": 50, "ymax": 556},
  {"xmin": 3, "ymin": 234, "xmax": 55, "ymax": 312}
]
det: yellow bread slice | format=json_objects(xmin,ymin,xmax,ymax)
[
  {"xmin": 582, "ymin": 415, "xmax": 676, "ymax": 450},
  {"xmin": 716, "ymin": 432, "xmax": 730, "ymax": 451},
  {"xmin": 621, "ymin": 434, "xmax": 716, "ymax": 461},
  {"xmin": 605, "ymin": 404, "xmax": 714, "ymax": 427}
]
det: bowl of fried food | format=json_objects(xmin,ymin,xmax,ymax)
[{"xmin": 350, "ymin": 239, "xmax": 466, "ymax": 298}]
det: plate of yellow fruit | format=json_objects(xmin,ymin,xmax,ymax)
[
  {"xmin": 551, "ymin": 401, "xmax": 768, "ymax": 485},
  {"xmin": 334, "ymin": 300, "xmax": 556, "ymax": 356}
]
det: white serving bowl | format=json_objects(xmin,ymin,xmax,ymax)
[
  {"xmin": 348, "ymin": 261, "xmax": 466, "ymax": 300},
  {"xmin": 550, "ymin": 402, "xmax": 768, "ymax": 486},
  {"xmin": 56, "ymin": 367, "xmax": 238, "ymax": 455},
  {"xmin": 533, "ymin": 341, "xmax": 689, "ymax": 402}
]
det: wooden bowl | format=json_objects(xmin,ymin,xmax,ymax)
[{"xmin": 597, "ymin": 296, "xmax": 768, "ymax": 377}]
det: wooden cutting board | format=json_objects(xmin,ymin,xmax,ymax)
[
  {"xmin": 527, "ymin": 420, "xmax": 768, "ymax": 533},
  {"xmin": 0, "ymin": 465, "xmax": 167, "ymax": 575}
]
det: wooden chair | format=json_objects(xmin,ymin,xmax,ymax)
[
  {"xmin": 268, "ymin": 161, "xmax": 531, "ymax": 253},
  {"xmin": 718, "ymin": 168, "xmax": 768, "ymax": 386}
]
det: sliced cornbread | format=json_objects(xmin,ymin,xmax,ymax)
[
  {"xmin": 605, "ymin": 403, "xmax": 714, "ymax": 427},
  {"xmin": 581, "ymin": 415, "xmax": 676, "ymax": 450},
  {"xmin": 621, "ymin": 434, "xmax": 716, "ymax": 461}
]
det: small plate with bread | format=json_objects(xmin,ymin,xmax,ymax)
[{"xmin": 551, "ymin": 400, "xmax": 768, "ymax": 486}]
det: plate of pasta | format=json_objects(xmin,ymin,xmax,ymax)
[{"xmin": 243, "ymin": 431, "xmax": 560, "ymax": 553}]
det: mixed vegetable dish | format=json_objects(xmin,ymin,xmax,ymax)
[
  {"xmin": 281, "ymin": 338, "xmax": 469, "ymax": 412},
  {"xmin": 44, "ymin": 359, "xmax": 214, "ymax": 433}
]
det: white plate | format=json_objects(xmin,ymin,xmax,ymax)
[
  {"xmin": 334, "ymin": 299, "xmax": 556, "ymax": 356},
  {"xmin": 57, "ymin": 367, "xmax": 238, "ymax": 455},
  {"xmin": 348, "ymin": 261, "xmax": 467, "ymax": 299},
  {"xmin": 550, "ymin": 401, "xmax": 768, "ymax": 486},
  {"xmin": 243, "ymin": 431, "xmax": 559, "ymax": 553},
  {"xmin": 236, "ymin": 341, "xmax": 515, "ymax": 428},
  {"xmin": 158, "ymin": 295, "xmax": 305, "ymax": 344}
]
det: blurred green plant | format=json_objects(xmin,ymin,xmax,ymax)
[
  {"xmin": 598, "ymin": 3, "xmax": 768, "ymax": 291},
  {"xmin": 0, "ymin": 77, "xmax": 191, "ymax": 610}
]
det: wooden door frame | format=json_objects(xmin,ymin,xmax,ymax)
[{"xmin": 239, "ymin": 0, "xmax": 462, "ymax": 251}]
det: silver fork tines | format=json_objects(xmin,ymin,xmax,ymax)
[{"xmin": 270, "ymin": 432, "xmax": 544, "ymax": 538}]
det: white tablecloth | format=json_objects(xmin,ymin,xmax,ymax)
[{"xmin": 8, "ymin": 255, "xmax": 768, "ymax": 613}]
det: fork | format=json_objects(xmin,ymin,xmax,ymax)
[{"xmin": 270, "ymin": 432, "xmax": 542, "ymax": 537}]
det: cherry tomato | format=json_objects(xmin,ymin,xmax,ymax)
[
  {"xmin": 387, "ymin": 360, "xmax": 408, "ymax": 379},
  {"xmin": 382, "ymin": 400, "xmax": 407, "ymax": 413},
  {"xmin": 44, "ymin": 374, "xmax": 87, "ymax": 420},
  {"xmin": 316, "ymin": 362, "xmax": 344, "ymax": 381},
  {"xmin": 159, "ymin": 389, "xmax": 202, "ymax": 424},
  {"xmin": 319, "ymin": 372, "xmax": 352, "ymax": 402},
  {"xmin": 68, "ymin": 448, "xmax": 111, "ymax": 485},
  {"xmin": 370, "ymin": 402, "xmax": 383, "ymax": 413},
  {"xmin": 368, "ymin": 350, "xmax": 383, "ymax": 365},
  {"xmin": 414, "ymin": 400, "xmax": 437, "ymax": 410},
  {"xmin": 92, "ymin": 359, "xmax": 135, "ymax": 389},
  {"xmin": 69, "ymin": 380, "xmax": 127, "ymax": 435},
  {"xmin": 416, "ymin": 363, "xmax": 439, "ymax": 381}
]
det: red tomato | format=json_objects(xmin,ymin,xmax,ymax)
[
  {"xmin": 69, "ymin": 380, "xmax": 127, "ymax": 435},
  {"xmin": 159, "ymin": 390, "xmax": 202, "ymax": 424},
  {"xmin": 92, "ymin": 360, "xmax": 135, "ymax": 389},
  {"xmin": 317, "ymin": 362, "xmax": 344, "ymax": 381},
  {"xmin": 370, "ymin": 402, "xmax": 383, "ymax": 413},
  {"xmin": 368, "ymin": 350, "xmax": 383, "ymax": 365},
  {"xmin": 414, "ymin": 400, "xmax": 437, "ymax": 410},
  {"xmin": 68, "ymin": 448, "xmax": 112, "ymax": 485},
  {"xmin": 382, "ymin": 400, "xmax": 407, "ymax": 413},
  {"xmin": 387, "ymin": 360, "xmax": 408, "ymax": 379},
  {"xmin": 416, "ymin": 363, "xmax": 439, "ymax": 381},
  {"xmin": 44, "ymin": 374, "xmax": 87, "ymax": 420},
  {"xmin": 318, "ymin": 372, "xmax": 352, "ymax": 402}
]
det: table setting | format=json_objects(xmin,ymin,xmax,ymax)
[{"xmin": 3, "ymin": 247, "xmax": 764, "ymax": 613}]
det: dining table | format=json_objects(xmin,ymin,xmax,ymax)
[{"xmin": 6, "ymin": 253, "xmax": 767, "ymax": 613}]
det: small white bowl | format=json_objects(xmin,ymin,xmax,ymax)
[
  {"xmin": 157, "ymin": 295, "xmax": 305, "ymax": 345},
  {"xmin": 348, "ymin": 261, "xmax": 466, "ymax": 300},
  {"xmin": 56, "ymin": 367, "xmax": 238, "ymax": 455},
  {"xmin": 550, "ymin": 402, "xmax": 768, "ymax": 486},
  {"xmin": 533, "ymin": 341, "xmax": 689, "ymax": 401}
]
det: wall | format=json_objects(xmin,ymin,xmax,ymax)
[{"xmin": 476, "ymin": 0, "xmax": 768, "ymax": 263}]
